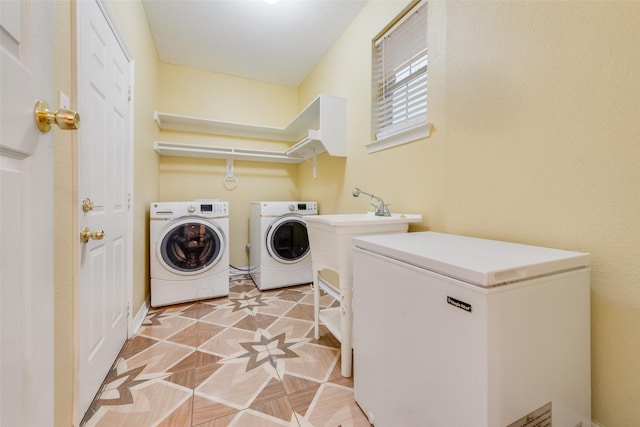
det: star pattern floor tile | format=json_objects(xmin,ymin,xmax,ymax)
[{"xmin": 81, "ymin": 275, "xmax": 370, "ymax": 426}]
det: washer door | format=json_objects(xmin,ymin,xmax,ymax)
[
  {"xmin": 266, "ymin": 215, "xmax": 310, "ymax": 264},
  {"xmin": 157, "ymin": 218, "xmax": 225, "ymax": 275}
]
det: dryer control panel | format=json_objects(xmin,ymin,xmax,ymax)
[{"xmin": 255, "ymin": 201, "xmax": 318, "ymax": 216}]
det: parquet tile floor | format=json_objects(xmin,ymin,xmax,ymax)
[{"xmin": 81, "ymin": 275, "xmax": 370, "ymax": 426}]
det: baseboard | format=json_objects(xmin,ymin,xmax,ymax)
[{"xmin": 130, "ymin": 296, "xmax": 150, "ymax": 336}]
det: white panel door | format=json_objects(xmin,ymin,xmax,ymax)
[
  {"xmin": 77, "ymin": 0, "xmax": 131, "ymax": 418},
  {"xmin": 0, "ymin": 0, "xmax": 55, "ymax": 426}
]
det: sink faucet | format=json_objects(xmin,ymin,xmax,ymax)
[{"xmin": 352, "ymin": 187, "xmax": 390, "ymax": 216}]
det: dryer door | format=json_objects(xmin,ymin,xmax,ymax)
[
  {"xmin": 266, "ymin": 215, "xmax": 310, "ymax": 264},
  {"xmin": 157, "ymin": 218, "xmax": 225, "ymax": 275}
]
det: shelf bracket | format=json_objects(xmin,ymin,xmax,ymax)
[
  {"xmin": 223, "ymin": 157, "xmax": 237, "ymax": 190},
  {"xmin": 312, "ymin": 154, "xmax": 317, "ymax": 179}
]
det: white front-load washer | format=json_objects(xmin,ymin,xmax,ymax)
[
  {"xmin": 249, "ymin": 201, "xmax": 317, "ymax": 290},
  {"xmin": 150, "ymin": 200, "xmax": 229, "ymax": 307}
]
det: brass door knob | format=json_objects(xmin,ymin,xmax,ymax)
[
  {"xmin": 34, "ymin": 100, "xmax": 80, "ymax": 133},
  {"xmin": 81, "ymin": 227, "xmax": 105, "ymax": 244},
  {"xmin": 82, "ymin": 198, "xmax": 94, "ymax": 213}
]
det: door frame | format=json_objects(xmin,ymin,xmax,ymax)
[{"xmin": 72, "ymin": 0, "xmax": 135, "ymax": 423}]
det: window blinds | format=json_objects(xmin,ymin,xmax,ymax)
[{"xmin": 373, "ymin": 1, "xmax": 427, "ymax": 140}]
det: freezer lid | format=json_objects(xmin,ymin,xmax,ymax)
[{"xmin": 353, "ymin": 232, "xmax": 590, "ymax": 287}]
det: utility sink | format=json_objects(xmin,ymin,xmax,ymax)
[
  {"xmin": 304, "ymin": 212, "xmax": 422, "ymax": 377},
  {"xmin": 305, "ymin": 212, "xmax": 422, "ymax": 227},
  {"xmin": 304, "ymin": 212, "xmax": 422, "ymax": 274}
]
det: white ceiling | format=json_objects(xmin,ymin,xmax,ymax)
[{"xmin": 142, "ymin": 0, "xmax": 368, "ymax": 87}]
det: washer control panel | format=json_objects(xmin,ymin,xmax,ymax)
[
  {"xmin": 289, "ymin": 202, "xmax": 317, "ymax": 214},
  {"xmin": 151, "ymin": 201, "xmax": 229, "ymax": 219}
]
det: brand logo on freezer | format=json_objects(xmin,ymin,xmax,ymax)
[{"xmin": 447, "ymin": 296, "xmax": 472, "ymax": 312}]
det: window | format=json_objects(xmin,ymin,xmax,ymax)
[{"xmin": 369, "ymin": 0, "xmax": 429, "ymax": 153}]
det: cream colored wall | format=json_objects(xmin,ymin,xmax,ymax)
[
  {"xmin": 298, "ymin": 0, "xmax": 441, "ymax": 230},
  {"xmin": 156, "ymin": 64, "xmax": 300, "ymax": 265},
  {"xmin": 53, "ymin": 2, "xmax": 75, "ymax": 426},
  {"xmin": 299, "ymin": 1, "xmax": 640, "ymax": 426},
  {"xmin": 443, "ymin": 3, "xmax": 640, "ymax": 425}
]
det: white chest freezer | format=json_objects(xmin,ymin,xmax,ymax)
[{"xmin": 352, "ymin": 232, "xmax": 590, "ymax": 427}]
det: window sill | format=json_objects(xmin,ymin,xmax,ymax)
[{"xmin": 366, "ymin": 122, "xmax": 432, "ymax": 154}]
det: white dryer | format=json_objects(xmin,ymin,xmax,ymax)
[
  {"xmin": 250, "ymin": 201, "xmax": 317, "ymax": 290},
  {"xmin": 150, "ymin": 200, "xmax": 229, "ymax": 307}
]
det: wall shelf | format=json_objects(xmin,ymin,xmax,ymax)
[{"xmin": 153, "ymin": 93, "xmax": 347, "ymax": 166}]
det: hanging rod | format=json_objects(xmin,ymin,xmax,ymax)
[
  {"xmin": 154, "ymin": 141, "xmax": 301, "ymax": 163},
  {"xmin": 154, "ymin": 139, "xmax": 324, "ymax": 179}
]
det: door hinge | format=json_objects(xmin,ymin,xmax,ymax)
[{"xmin": 128, "ymin": 85, "xmax": 132, "ymax": 101}]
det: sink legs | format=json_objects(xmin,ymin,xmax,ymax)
[
  {"xmin": 312, "ymin": 268, "xmax": 353, "ymax": 377},
  {"xmin": 313, "ymin": 270, "xmax": 321, "ymax": 340},
  {"xmin": 339, "ymin": 286, "xmax": 353, "ymax": 377}
]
